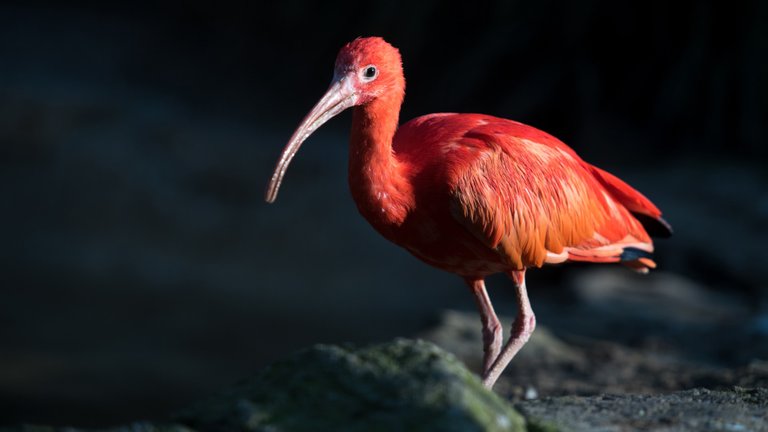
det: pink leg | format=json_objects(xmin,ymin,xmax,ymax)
[
  {"xmin": 482, "ymin": 270, "xmax": 536, "ymax": 389},
  {"xmin": 465, "ymin": 278, "xmax": 503, "ymax": 377}
]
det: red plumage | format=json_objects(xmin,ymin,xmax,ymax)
[
  {"xmin": 386, "ymin": 113, "xmax": 660, "ymax": 274},
  {"xmin": 266, "ymin": 37, "xmax": 670, "ymax": 388}
]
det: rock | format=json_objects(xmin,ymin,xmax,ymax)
[
  {"xmin": 420, "ymin": 310, "xmax": 585, "ymax": 371},
  {"xmin": 2, "ymin": 339, "xmax": 525, "ymax": 432},
  {"xmin": 176, "ymin": 338, "xmax": 525, "ymax": 432},
  {"xmin": 4, "ymin": 337, "xmax": 768, "ymax": 432},
  {"xmin": 562, "ymin": 269, "xmax": 768, "ymax": 365},
  {"xmin": 515, "ymin": 387, "xmax": 768, "ymax": 432},
  {"xmin": 420, "ymin": 310, "xmax": 768, "ymax": 399},
  {"xmin": 570, "ymin": 269, "xmax": 750, "ymax": 326}
]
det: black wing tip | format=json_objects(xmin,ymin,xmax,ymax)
[
  {"xmin": 633, "ymin": 213, "xmax": 673, "ymax": 238},
  {"xmin": 620, "ymin": 247, "xmax": 654, "ymax": 262}
]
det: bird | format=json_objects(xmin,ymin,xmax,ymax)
[{"xmin": 264, "ymin": 37, "xmax": 671, "ymax": 389}]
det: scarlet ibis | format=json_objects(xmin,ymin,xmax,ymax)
[{"xmin": 265, "ymin": 37, "xmax": 671, "ymax": 389}]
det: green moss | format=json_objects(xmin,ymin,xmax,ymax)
[
  {"xmin": 177, "ymin": 338, "xmax": 525, "ymax": 432},
  {"xmin": 525, "ymin": 419, "xmax": 562, "ymax": 432}
]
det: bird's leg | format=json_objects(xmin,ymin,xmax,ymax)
[
  {"xmin": 482, "ymin": 270, "xmax": 536, "ymax": 389},
  {"xmin": 465, "ymin": 278, "xmax": 503, "ymax": 377}
]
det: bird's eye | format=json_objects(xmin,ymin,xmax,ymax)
[{"xmin": 361, "ymin": 65, "xmax": 378, "ymax": 81}]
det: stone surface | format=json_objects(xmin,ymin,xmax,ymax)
[
  {"xmin": 516, "ymin": 388, "xmax": 768, "ymax": 432},
  {"xmin": 175, "ymin": 339, "xmax": 524, "ymax": 432},
  {"xmin": 420, "ymin": 310, "xmax": 768, "ymax": 399},
  {"xmin": 3, "ymin": 337, "xmax": 768, "ymax": 432},
  {"xmin": 2, "ymin": 340, "xmax": 524, "ymax": 432}
]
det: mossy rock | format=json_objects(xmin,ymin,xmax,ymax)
[
  {"xmin": 176, "ymin": 338, "xmax": 524, "ymax": 432},
  {"xmin": 3, "ymin": 339, "xmax": 523, "ymax": 432}
]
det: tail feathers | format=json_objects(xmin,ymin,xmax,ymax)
[
  {"xmin": 589, "ymin": 165, "xmax": 673, "ymax": 239},
  {"xmin": 619, "ymin": 247, "xmax": 657, "ymax": 273},
  {"xmin": 589, "ymin": 165, "xmax": 661, "ymax": 217},
  {"xmin": 566, "ymin": 245, "xmax": 657, "ymax": 273},
  {"xmin": 619, "ymin": 246, "xmax": 653, "ymax": 261}
]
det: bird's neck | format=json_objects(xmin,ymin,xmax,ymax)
[{"xmin": 348, "ymin": 91, "xmax": 412, "ymax": 227}]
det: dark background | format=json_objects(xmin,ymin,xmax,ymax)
[{"xmin": 1, "ymin": 0, "xmax": 767, "ymax": 427}]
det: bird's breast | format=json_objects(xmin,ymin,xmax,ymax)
[{"xmin": 368, "ymin": 197, "xmax": 511, "ymax": 278}]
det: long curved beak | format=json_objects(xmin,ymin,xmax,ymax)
[{"xmin": 265, "ymin": 75, "xmax": 357, "ymax": 203}]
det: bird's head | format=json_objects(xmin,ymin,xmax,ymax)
[
  {"xmin": 265, "ymin": 37, "xmax": 404, "ymax": 203},
  {"xmin": 334, "ymin": 37, "xmax": 405, "ymax": 105}
]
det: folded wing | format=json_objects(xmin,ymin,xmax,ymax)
[{"xmin": 446, "ymin": 117, "xmax": 666, "ymax": 272}]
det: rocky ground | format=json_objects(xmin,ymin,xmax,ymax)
[
  {"xmin": 422, "ymin": 311, "xmax": 768, "ymax": 400},
  {"xmin": 2, "ymin": 338, "xmax": 766, "ymax": 432},
  {"xmin": 518, "ymin": 388, "xmax": 768, "ymax": 432},
  {"xmin": 4, "ymin": 272, "xmax": 768, "ymax": 431}
]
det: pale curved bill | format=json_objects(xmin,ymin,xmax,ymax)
[{"xmin": 265, "ymin": 76, "xmax": 357, "ymax": 203}]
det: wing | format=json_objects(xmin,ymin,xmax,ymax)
[
  {"xmin": 440, "ymin": 115, "xmax": 661, "ymax": 271},
  {"xmin": 587, "ymin": 165, "xmax": 673, "ymax": 238}
]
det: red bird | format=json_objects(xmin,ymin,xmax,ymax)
[{"xmin": 265, "ymin": 37, "xmax": 671, "ymax": 389}]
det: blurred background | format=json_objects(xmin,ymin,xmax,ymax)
[{"xmin": 1, "ymin": 0, "xmax": 767, "ymax": 427}]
